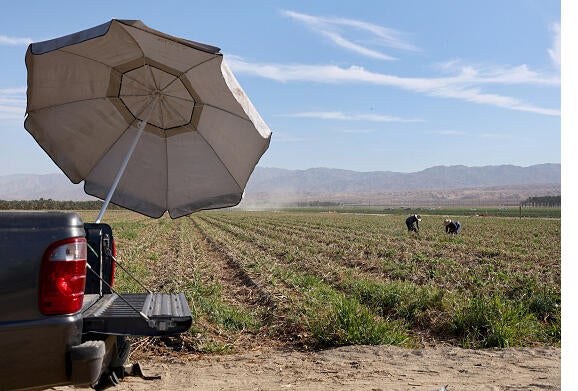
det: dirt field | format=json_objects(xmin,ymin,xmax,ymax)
[{"xmin": 53, "ymin": 345, "xmax": 560, "ymax": 391}]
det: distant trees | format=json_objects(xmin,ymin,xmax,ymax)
[
  {"xmin": 295, "ymin": 200, "xmax": 341, "ymax": 207},
  {"xmin": 521, "ymin": 195, "xmax": 561, "ymax": 208},
  {"xmin": 0, "ymin": 198, "xmax": 121, "ymax": 211}
]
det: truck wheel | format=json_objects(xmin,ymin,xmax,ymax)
[
  {"xmin": 93, "ymin": 370, "xmax": 119, "ymax": 390},
  {"xmin": 110, "ymin": 336, "xmax": 130, "ymax": 369},
  {"xmin": 92, "ymin": 337, "xmax": 130, "ymax": 390}
]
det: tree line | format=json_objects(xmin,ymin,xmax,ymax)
[
  {"xmin": 0, "ymin": 198, "xmax": 121, "ymax": 211},
  {"xmin": 521, "ymin": 195, "xmax": 561, "ymax": 208},
  {"xmin": 1, "ymin": 195, "xmax": 560, "ymax": 211}
]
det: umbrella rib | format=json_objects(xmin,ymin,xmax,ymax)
[
  {"xmin": 179, "ymin": 121, "xmax": 244, "ymax": 193},
  {"xmin": 158, "ymin": 93, "xmax": 195, "ymax": 103},
  {"xmin": 124, "ymin": 21, "xmax": 221, "ymax": 55},
  {"xmin": 35, "ymin": 48, "xmax": 151, "ymax": 104},
  {"xmin": 201, "ymin": 102, "xmax": 254, "ymax": 123},
  {"xmin": 120, "ymin": 63, "xmax": 162, "ymax": 99},
  {"xmin": 163, "ymin": 56, "xmax": 219, "ymax": 92},
  {"xmin": 171, "ymin": 98, "xmax": 255, "ymax": 192},
  {"xmin": 27, "ymin": 96, "xmax": 121, "ymax": 113},
  {"xmin": 146, "ymin": 64, "xmax": 164, "ymax": 128},
  {"xmin": 119, "ymin": 92, "xmax": 155, "ymax": 97},
  {"xmin": 183, "ymin": 55, "xmax": 220, "ymax": 73},
  {"xmin": 58, "ymin": 48, "xmax": 119, "ymax": 68},
  {"xmin": 147, "ymin": 62, "xmax": 160, "ymax": 91},
  {"xmin": 58, "ymin": 47, "xmax": 147, "ymax": 82},
  {"xmin": 160, "ymin": 98, "xmax": 185, "ymax": 127},
  {"xmin": 58, "ymin": 25, "xmax": 213, "ymax": 97},
  {"xmin": 119, "ymin": 24, "xmax": 147, "ymax": 63},
  {"xmin": 120, "ymin": 72, "xmax": 153, "ymax": 95}
]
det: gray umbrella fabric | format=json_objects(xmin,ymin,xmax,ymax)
[{"xmin": 24, "ymin": 19, "xmax": 271, "ymax": 219}]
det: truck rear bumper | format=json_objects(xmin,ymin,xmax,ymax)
[
  {"xmin": 69, "ymin": 340, "xmax": 106, "ymax": 386},
  {"xmin": 0, "ymin": 313, "xmax": 108, "ymax": 390}
]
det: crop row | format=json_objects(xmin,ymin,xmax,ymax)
[
  {"xmin": 99, "ymin": 210, "xmax": 560, "ymax": 350},
  {"xmin": 196, "ymin": 212, "xmax": 560, "ymax": 348}
]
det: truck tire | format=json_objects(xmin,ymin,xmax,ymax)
[
  {"xmin": 93, "ymin": 370, "xmax": 119, "ymax": 390},
  {"xmin": 110, "ymin": 336, "xmax": 130, "ymax": 369},
  {"xmin": 93, "ymin": 336, "xmax": 131, "ymax": 390}
]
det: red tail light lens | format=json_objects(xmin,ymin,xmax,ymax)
[{"xmin": 39, "ymin": 238, "xmax": 87, "ymax": 315}]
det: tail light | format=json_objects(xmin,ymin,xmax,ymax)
[{"xmin": 39, "ymin": 237, "xmax": 87, "ymax": 315}]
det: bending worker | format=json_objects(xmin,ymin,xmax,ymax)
[
  {"xmin": 406, "ymin": 214, "xmax": 421, "ymax": 232},
  {"xmin": 443, "ymin": 219, "xmax": 461, "ymax": 234}
]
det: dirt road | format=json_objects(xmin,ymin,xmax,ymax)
[{"xmin": 54, "ymin": 345, "xmax": 560, "ymax": 391}]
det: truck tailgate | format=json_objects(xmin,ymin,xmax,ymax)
[{"xmin": 82, "ymin": 293, "xmax": 192, "ymax": 336}]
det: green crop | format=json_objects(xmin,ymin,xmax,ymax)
[{"xmin": 100, "ymin": 210, "xmax": 560, "ymax": 354}]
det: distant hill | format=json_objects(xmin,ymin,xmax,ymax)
[
  {"xmin": 0, "ymin": 174, "xmax": 92, "ymax": 201},
  {"xmin": 246, "ymin": 164, "xmax": 560, "ymax": 193},
  {"xmin": 0, "ymin": 163, "xmax": 561, "ymax": 204},
  {"xmin": 242, "ymin": 164, "xmax": 560, "ymax": 206}
]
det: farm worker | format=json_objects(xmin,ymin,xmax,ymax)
[
  {"xmin": 406, "ymin": 214, "xmax": 421, "ymax": 232},
  {"xmin": 443, "ymin": 219, "xmax": 461, "ymax": 234}
]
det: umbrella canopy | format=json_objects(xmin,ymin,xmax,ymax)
[{"xmin": 24, "ymin": 19, "xmax": 271, "ymax": 219}]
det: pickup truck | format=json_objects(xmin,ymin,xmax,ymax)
[{"xmin": 0, "ymin": 211, "xmax": 192, "ymax": 390}]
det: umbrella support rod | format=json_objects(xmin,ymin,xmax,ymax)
[{"xmin": 96, "ymin": 100, "xmax": 157, "ymax": 223}]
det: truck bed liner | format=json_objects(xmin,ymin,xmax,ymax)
[{"xmin": 82, "ymin": 293, "xmax": 192, "ymax": 336}]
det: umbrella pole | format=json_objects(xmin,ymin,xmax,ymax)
[{"xmin": 96, "ymin": 100, "xmax": 156, "ymax": 223}]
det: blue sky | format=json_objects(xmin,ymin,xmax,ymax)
[{"xmin": 0, "ymin": 0, "xmax": 562, "ymax": 175}]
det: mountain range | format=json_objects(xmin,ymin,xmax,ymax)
[
  {"xmin": 246, "ymin": 164, "xmax": 560, "ymax": 193},
  {"xmin": 0, "ymin": 163, "xmax": 561, "ymax": 203}
]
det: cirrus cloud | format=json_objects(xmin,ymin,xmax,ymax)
[
  {"xmin": 0, "ymin": 35, "xmax": 33, "ymax": 46},
  {"xmin": 281, "ymin": 10, "xmax": 420, "ymax": 61},
  {"xmin": 281, "ymin": 111, "xmax": 424, "ymax": 123},
  {"xmin": 548, "ymin": 22, "xmax": 561, "ymax": 68},
  {"xmin": 0, "ymin": 87, "xmax": 26, "ymax": 121},
  {"xmin": 227, "ymin": 56, "xmax": 560, "ymax": 116}
]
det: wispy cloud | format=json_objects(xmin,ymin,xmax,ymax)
[
  {"xmin": 281, "ymin": 111, "xmax": 424, "ymax": 123},
  {"xmin": 478, "ymin": 132, "xmax": 512, "ymax": 139},
  {"xmin": 548, "ymin": 22, "xmax": 561, "ymax": 68},
  {"xmin": 341, "ymin": 128, "xmax": 376, "ymax": 134},
  {"xmin": 281, "ymin": 10, "xmax": 419, "ymax": 60},
  {"xmin": 428, "ymin": 129, "xmax": 512, "ymax": 139},
  {"xmin": 0, "ymin": 35, "xmax": 33, "ymax": 46},
  {"xmin": 228, "ymin": 56, "xmax": 560, "ymax": 116},
  {"xmin": 435, "ymin": 60, "xmax": 558, "ymax": 85},
  {"xmin": 430, "ymin": 130, "xmax": 466, "ymax": 136},
  {"xmin": 0, "ymin": 87, "xmax": 26, "ymax": 121},
  {"xmin": 271, "ymin": 131, "xmax": 308, "ymax": 143}
]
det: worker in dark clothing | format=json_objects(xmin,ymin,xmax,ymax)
[
  {"xmin": 443, "ymin": 219, "xmax": 461, "ymax": 234},
  {"xmin": 406, "ymin": 214, "xmax": 421, "ymax": 232}
]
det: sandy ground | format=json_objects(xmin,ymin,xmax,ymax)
[{"xmin": 54, "ymin": 345, "xmax": 560, "ymax": 391}]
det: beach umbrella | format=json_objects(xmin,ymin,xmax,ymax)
[{"xmin": 24, "ymin": 19, "xmax": 271, "ymax": 221}]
